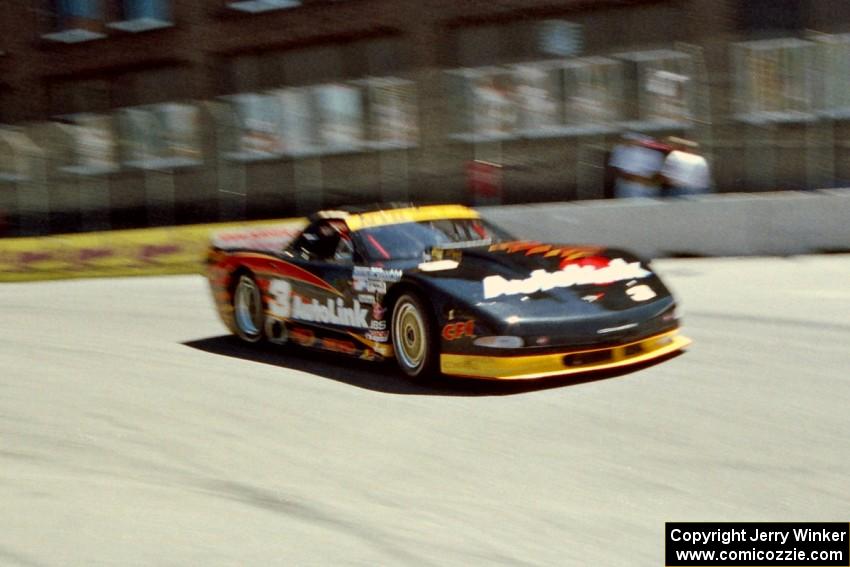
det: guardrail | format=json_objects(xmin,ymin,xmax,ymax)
[{"xmin": 2, "ymin": 191, "xmax": 848, "ymax": 282}]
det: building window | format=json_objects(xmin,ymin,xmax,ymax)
[
  {"xmin": 448, "ymin": 59, "xmax": 620, "ymax": 141},
  {"xmin": 107, "ymin": 0, "xmax": 172, "ymax": 33},
  {"xmin": 447, "ymin": 67, "xmax": 519, "ymax": 142},
  {"xmin": 42, "ymin": 0, "xmax": 106, "ymax": 43},
  {"xmin": 471, "ymin": 69, "xmax": 519, "ymax": 139},
  {"xmin": 817, "ymin": 34, "xmax": 850, "ymax": 117},
  {"xmin": 314, "ymin": 84, "xmax": 363, "ymax": 151},
  {"xmin": 278, "ymin": 88, "xmax": 321, "ymax": 156},
  {"xmin": 225, "ymin": 89, "xmax": 320, "ymax": 160},
  {"xmin": 733, "ymin": 38, "xmax": 815, "ymax": 123},
  {"xmin": 224, "ymin": 78, "xmax": 412, "ymax": 161},
  {"xmin": 537, "ymin": 20, "xmax": 583, "ymax": 58},
  {"xmin": 0, "ymin": 127, "xmax": 35, "ymax": 182},
  {"xmin": 511, "ymin": 63, "xmax": 562, "ymax": 136},
  {"xmin": 222, "ymin": 85, "xmax": 344, "ymax": 160},
  {"xmin": 227, "ymin": 93, "xmax": 286, "ymax": 160},
  {"xmin": 120, "ymin": 103, "xmax": 201, "ymax": 169},
  {"xmin": 363, "ymin": 78, "xmax": 418, "ymax": 149},
  {"xmin": 617, "ymin": 49, "xmax": 694, "ymax": 129},
  {"xmin": 57, "ymin": 114, "xmax": 119, "ymax": 175},
  {"xmin": 227, "ymin": 0, "xmax": 300, "ymax": 14},
  {"xmin": 563, "ymin": 57, "xmax": 622, "ymax": 132}
]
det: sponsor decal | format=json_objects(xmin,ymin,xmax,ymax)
[
  {"xmin": 322, "ymin": 338, "xmax": 358, "ymax": 355},
  {"xmin": 489, "ymin": 241, "xmax": 542, "ymax": 254},
  {"xmin": 442, "ymin": 320, "xmax": 476, "ymax": 341},
  {"xmin": 365, "ymin": 330, "xmax": 389, "ymax": 343},
  {"xmin": 418, "ymin": 260, "xmax": 459, "ymax": 272},
  {"xmin": 353, "ymin": 266, "xmax": 402, "ymax": 281},
  {"xmin": 267, "ymin": 277, "xmax": 371, "ymax": 328},
  {"xmin": 353, "ymin": 279, "xmax": 387, "ymax": 293},
  {"xmin": 597, "ymin": 323, "xmax": 638, "ymax": 335},
  {"xmin": 482, "ymin": 258, "xmax": 651, "ymax": 299},
  {"xmin": 344, "ymin": 205, "xmax": 479, "ymax": 231},
  {"xmin": 290, "ymin": 327, "xmax": 316, "ymax": 346},
  {"xmin": 370, "ymin": 320, "xmax": 387, "ymax": 330},
  {"xmin": 357, "ymin": 293, "xmax": 376, "ymax": 305},
  {"xmin": 268, "ymin": 279, "xmax": 292, "ymax": 318},
  {"xmin": 626, "ymin": 284, "xmax": 656, "ymax": 302},
  {"xmin": 353, "ymin": 266, "xmax": 400, "ymax": 293},
  {"xmin": 291, "ymin": 295, "xmax": 369, "ymax": 328},
  {"xmin": 211, "ymin": 225, "xmax": 303, "ymax": 252},
  {"xmin": 489, "ymin": 242, "xmax": 603, "ymax": 260},
  {"xmin": 371, "ymin": 303, "xmax": 386, "ymax": 321}
]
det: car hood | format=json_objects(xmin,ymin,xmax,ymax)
[{"xmin": 405, "ymin": 241, "xmax": 676, "ymax": 342}]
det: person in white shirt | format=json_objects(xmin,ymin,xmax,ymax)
[
  {"xmin": 660, "ymin": 137, "xmax": 712, "ymax": 197},
  {"xmin": 609, "ymin": 133, "xmax": 666, "ymax": 198}
]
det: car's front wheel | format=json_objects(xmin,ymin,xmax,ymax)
[
  {"xmin": 392, "ymin": 293, "xmax": 438, "ymax": 378},
  {"xmin": 233, "ymin": 274, "xmax": 265, "ymax": 343}
]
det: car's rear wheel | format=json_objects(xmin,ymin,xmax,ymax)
[
  {"xmin": 233, "ymin": 274, "xmax": 265, "ymax": 343},
  {"xmin": 392, "ymin": 293, "xmax": 437, "ymax": 378}
]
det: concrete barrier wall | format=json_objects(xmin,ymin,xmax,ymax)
[
  {"xmin": 480, "ymin": 190, "xmax": 850, "ymax": 259},
  {"xmin": 2, "ymin": 191, "xmax": 848, "ymax": 282}
]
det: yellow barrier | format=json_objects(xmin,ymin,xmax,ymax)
[{"xmin": 0, "ymin": 218, "xmax": 306, "ymax": 282}]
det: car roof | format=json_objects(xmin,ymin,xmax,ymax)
[{"xmin": 313, "ymin": 204, "xmax": 480, "ymax": 231}]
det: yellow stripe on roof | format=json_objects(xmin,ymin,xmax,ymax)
[{"xmin": 345, "ymin": 205, "xmax": 480, "ymax": 231}]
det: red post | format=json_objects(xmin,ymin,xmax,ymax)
[{"xmin": 466, "ymin": 160, "xmax": 503, "ymax": 205}]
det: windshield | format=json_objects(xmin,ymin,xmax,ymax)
[{"xmin": 354, "ymin": 218, "xmax": 512, "ymax": 262}]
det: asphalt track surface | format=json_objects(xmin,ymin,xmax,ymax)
[{"xmin": 1, "ymin": 256, "xmax": 848, "ymax": 566}]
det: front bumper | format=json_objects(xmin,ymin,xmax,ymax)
[{"xmin": 440, "ymin": 329, "xmax": 691, "ymax": 380}]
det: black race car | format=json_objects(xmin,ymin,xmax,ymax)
[{"xmin": 206, "ymin": 204, "xmax": 690, "ymax": 380}]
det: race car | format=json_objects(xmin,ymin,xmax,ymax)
[{"xmin": 206, "ymin": 203, "xmax": 691, "ymax": 380}]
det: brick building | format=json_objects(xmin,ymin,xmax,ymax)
[{"xmin": 1, "ymin": 0, "xmax": 850, "ymax": 234}]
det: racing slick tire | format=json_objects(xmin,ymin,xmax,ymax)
[
  {"xmin": 232, "ymin": 273, "xmax": 266, "ymax": 343},
  {"xmin": 391, "ymin": 292, "xmax": 438, "ymax": 379}
]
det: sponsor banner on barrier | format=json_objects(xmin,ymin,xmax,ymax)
[{"xmin": 0, "ymin": 218, "xmax": 306, "ymax": 282}]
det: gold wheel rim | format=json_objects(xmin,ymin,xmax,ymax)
[{"xmin": 394, "ymin": 301, "xmax": 426, "ymax": 370}]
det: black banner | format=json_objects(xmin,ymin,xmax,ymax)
[{"xmin": 666, "ymin": 523, "xmax": 849, "ymax": 566}]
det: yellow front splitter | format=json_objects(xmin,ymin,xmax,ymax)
[{"xmin": 440, "ymin": 329, "xmax": 691, "ymax": 380}]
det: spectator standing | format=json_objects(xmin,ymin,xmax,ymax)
[
  {"xmin": 660, "ymin": 137, "xmax": 712, "ymax": 197},
  {"xmin": 609, "ymin": 133, "xmax": 667, "ymax": 198}
]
